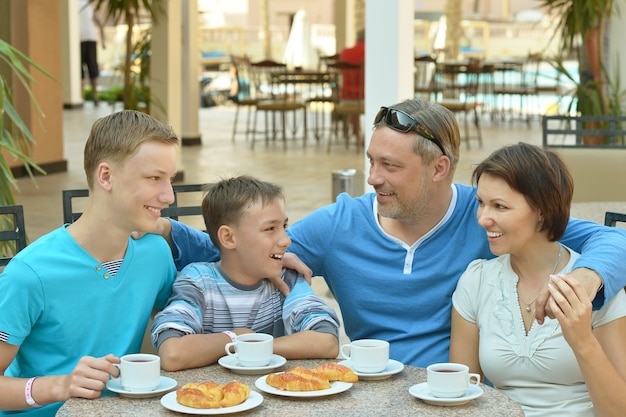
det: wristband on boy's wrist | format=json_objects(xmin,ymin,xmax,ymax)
[
  {"xmin": 25, "ymin": 377, "xmax": 42, "ymax": 408},
  {"xmin": 222, "ymin": 330, "xmax": 237, "ymax": 343}
]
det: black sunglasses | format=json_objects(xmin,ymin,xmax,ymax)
[{"xmin": 374, "ymin": 107, "xmax": 447, "ymax": 156}]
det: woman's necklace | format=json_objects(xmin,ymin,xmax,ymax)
[{"xmin": 518, "ymin": 244, "xmax": 563, "ymax": 313}]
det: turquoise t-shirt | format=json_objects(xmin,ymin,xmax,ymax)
[{"xmin": 0, "ymin": 226, "xmax": 176, "ymax": 416}]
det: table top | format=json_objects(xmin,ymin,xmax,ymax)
[{"xmin": 57, "ymin": 359, "xmax": 524, "ymax": 416}]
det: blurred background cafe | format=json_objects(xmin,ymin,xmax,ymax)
[{"xmin": 1, "ymin": 0, "xmax": 625, "ymax": 247}]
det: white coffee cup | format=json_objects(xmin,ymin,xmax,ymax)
[
  {"xmin": 224, "ymin": 333, "xmax": 273, "ymax": 367},
  {"xmin": 340, "ymin": 339, "xmax": 389, "ymax": 373},
  {"xmin": 112, "ymin": 353, "xmax": 161, "ymax": 392},
  {"xmin": 426, "ymin": 362, "xmax": 481, "ymax": 398}
]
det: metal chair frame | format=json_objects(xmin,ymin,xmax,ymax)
[
  {"xmin": 0, "ymin": 204, "xmax": 27, "ymax": 266},
  {"xmin": 62, "ymin": 183, "xmax": 207, "ymax": 225}
]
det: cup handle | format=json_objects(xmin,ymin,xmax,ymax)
[
  {"xmin": 111, "ymin": 363, "xmax": 121, "ymax": 380},
  {"xmin": 224, "ymin": 342, "xmax": 237, "ymax": 357},
  {"xmin": 468, "ymin": 373, "xmax": 481, "ymax": 385},
  {"xmin": 340, "ymin": 344, "xmax": 351, "ymax": 360}
]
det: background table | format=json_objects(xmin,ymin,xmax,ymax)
[{"xmin": 57, "ymin": 359, "xmax": 524, "ymax": 416}]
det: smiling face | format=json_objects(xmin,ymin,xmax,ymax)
[
  {"xmin": 107, "ymin": 140, "xmax": 177, "ymax": 233},
  {"xmin": 366, "ymin": 126, "xmax": 435, "ymax": 225},
  {"xmin": 476, "ymin": 173, "xmax": 544, "ymax": 256},
  {"xmin": 224, "ymin": 197, "xmax": 291, "ymax": 285}
]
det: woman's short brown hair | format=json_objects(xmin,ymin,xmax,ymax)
[{"xmin": 472, "ymin": 142, "xmax": 573, "ymax": 241}]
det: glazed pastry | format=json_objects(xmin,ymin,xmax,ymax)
[
  {"xmin": 220, "ymin": 381, "xmax": 251, "ymax": 407},
  {"xmin": 313, "ymin": 363, "xmax": 359, "ymax": 382},
  {"xmin": 176, "ymin": 387, "xmax": 222, "ymax": 409},
  {"xmin": 176, "ymin": 381, "xmax": 250, "ymax": 409},
  {"xmin": 266, "ymin": 366, "xmax": 332, "ymax": 391}
]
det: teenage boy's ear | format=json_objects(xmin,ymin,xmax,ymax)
[
  {"xmin": 217, "ymin": 225, "xmax": 237, "ymax": 249},
  {"xmin": 96, "ymin": 162, "xmax": 114, "ymax": 191}
]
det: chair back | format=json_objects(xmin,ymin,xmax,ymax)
[
  {"xmin": 414, "ymin": 55, "xmax": 440, "ymax": 100},
  {"xmin": 62, "ymin": 184, "xmax": 208, "ymax": 230},
  {"xmin": 318, "ymin": 53, "xmax": 340, "ymax": 71},
  {"xmin": 327, "ymin": 61, "xmax": 364, "ymax": 103},
  {"xmin": 249, "ymin": 60, "xmax": 288, "ymax": 100},
  {"xmin": 604, "ymin": 212, "xmax": 626, "ymax": 227},
  {"xmin": 604, "ymin": 211, "xmax": 626, "ymax": 292},
  {"xmin": 229, "ymin": 55, "xmax": 253, "ymax": 101},
  {"xmin": 0, "ymin": 204, "xmax": 27, "ymax": 267}
]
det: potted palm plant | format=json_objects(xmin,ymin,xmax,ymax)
[
  {"xmin": 540, "ymin": 0, "xmax": 621, "ymax": 144},
  {"xmin": 0, "ymin": 39, "xmax": 48, "ymax": 204},
  {"xmin": 88, "ymin": 0, "xmax": 165, "ymax": 111},
  {"xmin": 0, "ymin": 38, "xmax": 49, "ymax": 254}
]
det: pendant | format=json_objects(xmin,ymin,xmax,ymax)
[{"xmin": 525, "ymin": 305, "xmax": 531, "ymax": 312}]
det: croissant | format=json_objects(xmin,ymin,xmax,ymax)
[
  {"xmin": 176, "ymin": 387, "xmax": 222, "ymax": 409},
  {"xmin": 181, "ymin": 381, "xmax": 223, "ymax": 401},
  {"xmin": 266, "ymin": 366, "xmax": 331, "ymax": 391},
  {"xmin": 220, "ymin": 381, "xmax": 251, "ymax": 407},
  {"xmin": 313, "ymin": 363, "xmax": 359, "ymax": 382},
  {"xmin": 176, "ymin": 381, "xmax": 250, "ymax": 409}
]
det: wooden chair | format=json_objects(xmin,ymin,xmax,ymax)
[
  {"xmin": 229, "ymin": 55, "xmax": 259, "ymax": 142},
  {"xmin": 414, "ymin": 54, "xmax": 441, "ymax": 101},
  {"xmin": 249, "ymin": 60, "xmax": 308, "ymax": 149},
  {"xmin": 62, "ymin": 183, "xmax": 207, "ymax": 230},
  {"xmin": 437, "ymin": 61, "xmax": 483, "ymax": 148},
  {"xmin": 326, "ymin": 60, "xmax": 365, "ymax": 151},
  {"xmin": 0, "ymin": 204, "xmax": 27, "ymax": 267},
  {"xmin": 492, "ymin": 56, "xmax": 538, "ymax": 124}
]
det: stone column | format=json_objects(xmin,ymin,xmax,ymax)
[
  {"xmin": 7, "ymin": 0, "xmax": 66, "ymax": 175},
  {"xmin": 181, "ymin": 0, "xmax": 201, "ymax": 146},
  {"xmin": 151, "ymin": 0, "xmax": 184, "ymax": 179}
]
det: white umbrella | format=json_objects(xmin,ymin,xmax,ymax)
[{"xmin": 282, "ymin": 10, "xmax": 317, "ymax": 69}]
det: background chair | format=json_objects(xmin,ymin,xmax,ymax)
[
  {"xmin": 62, "ymin": 183, "xmax": 207, "ymax": 231},
  {"xmin": 437, "ymin": 61, "xmax": 483, "ymax": 148},
  {"xmin": 604, "ymin": 211, "xmax": 626, "ymax": 292},
  {"xmin": 492, "ymin": 56, "xmax": 537, "ymax": 124},
  {"xmin": 249, "ymin": 60, "xmax": 308, "ymax": 149},
  {"xmin": 414, "ymin": 54, "xmax": 441, "ymax": 101},
  {"xmin": 0, "ymin": 204, "xmax": 27, "ymax": 267},
  {"xmin": 604, "ymin": 212, "xmax": 626, "ymax": 228},
  {"xmin": 326, "ymin": 60, "xmax": 364, "ymax": 151},
  {"xmin": 229, "ymin": 55, "xmax": 259, "ymax": 142}
]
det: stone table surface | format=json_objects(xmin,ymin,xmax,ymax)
[{"xmin": 57, "ymin": 359, "xmax": 524, "ymax": 417}]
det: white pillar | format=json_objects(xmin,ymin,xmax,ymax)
[
  {"xmin": 363, "ymin": 0, "xmax": 414, "ymax": 187},
  {"xmin": 61, "ymin": 0, "xmax": 83, "ymax": 108},
  {"xmin": 181, "ymin": 0, "xmax": 201, "ymax": 145},
  {"xmin": 151, "ymin": 0, "xmax": 184, "ymax": 178},
  {"xmin": 334, "ymin": 0, "xmax": 356, "ymax": 53}
]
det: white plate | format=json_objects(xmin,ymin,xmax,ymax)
[
  {"xmin": 337, "ymin": 359, "xmax": 404, "ymax": 381},
  {"xmin": 160, "ymin": 390, "xmax": 263, "ymax": 415},
  {"xmin": 408, "ymin": 382, "xmax": 484, "ymax": 406},
  {"xmin": 255, "ymin": 374, "xmax": 352, "ymax": 397},
  {"xmin": 218, "ymin": 354, "xmax": 287, "ymax": 375},
  {"xmin": 106, "ymin": 376, "xmax": 177, "ymax": 399}
]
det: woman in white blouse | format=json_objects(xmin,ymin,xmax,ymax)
[{"xmin": 450, "ymin": 142, "xmax": 626, "ymax": 417}]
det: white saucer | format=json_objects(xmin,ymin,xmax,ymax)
[
  {"xmin": 218, "ymin": 354, "xmax": 287, "ymax": 375},
  {"xmin": 106, "ymin": 376, "xmax": 177, "ymax": 399},
  {"xmin": 161, "ymin": 390, "xmax": 263, "ymax": 415},
  {"xmin": 338, "ymin": 359, "xmax": 404, "ymax": 381},
  {"xmin": 408, "ymin": 382, "xmax": 484, "ymax": 406}
]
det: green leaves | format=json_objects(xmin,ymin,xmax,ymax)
[{"xmin": 0, "ymin": 38, "xmax": 48, "ymax": 206}]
